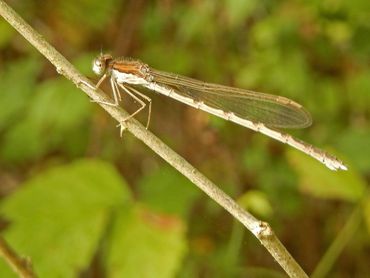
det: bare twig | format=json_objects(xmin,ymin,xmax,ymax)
[
  {"xmin": 0, "ymin": 236, "xmax": 36, "ymax": 278},
  {"xmin": 0, "ymin": 1, "xmax": 308, "ymax": 277}
]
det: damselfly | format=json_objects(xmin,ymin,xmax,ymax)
[{"xmin": 92, "ymin": 53, "xmax": 347, "ymax": 171}]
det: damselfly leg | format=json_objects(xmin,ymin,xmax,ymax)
[
  {"xmin": 116, "ymin": 82, "xmax": 152, "ymax": 128},
  {"xmin": 115, "ymin": 84, "xmax": 152, "ymax": 136},
  {"xmin": 93, "ymin": 73, "xmax": 152, "ymax": 131},
  {"xmin": 91, "ymin": 73, "xmax": 120, "ymax": 106}
]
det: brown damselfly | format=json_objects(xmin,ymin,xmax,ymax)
[{"xmin": 92, "ymin": 54, "xmax": 347, "ymax": 171}]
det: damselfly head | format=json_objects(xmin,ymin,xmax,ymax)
[{"xmin": 92, "ymin": 53, "xmax": 113, "ymax": 76}]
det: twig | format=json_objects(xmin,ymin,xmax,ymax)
[
  {"xmin": 0, "ymin": 1, "xmax": 308, "ymax": 277},
  {"xmin": 0, "ymin": 236, "xmax": 36, "ymax": 278}
]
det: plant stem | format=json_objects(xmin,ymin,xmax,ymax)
[{"xmin": 0, "ymin": 237, "xmax": 36, "ymax": 278}]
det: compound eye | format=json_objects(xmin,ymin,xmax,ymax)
[
  {"xmin": 94, "ymin": 60, "xmax": 101, "ymax": 69},
  {"xmin": 92, "ymin": 58, "xmax": 105, "ymax": 75}
]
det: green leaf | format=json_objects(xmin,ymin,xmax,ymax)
[
  {"xmin": 0, "ymin": 77, "xmax": 91, "ymax": 163},
  {"xmin": 337, "ymin": 128, "xmax": 370, "ymax": 172},
  {"xmin": 0, "ymin": 120, "xmax": 45, "ymax": 163},
  {"xmin": 106, "ymin": 205, "xmax": 187, "ymax": 278},
  {"xmin": 0, "ymin": 159, "xmax": 132, "ymax": 277},
  {"xmin": 138, "ymin": 166, "xmax": 200, "ymax": 218},
  {"xmin": 0, "ymin": 57, "xmax": 41, "ymax": 130},
  {"xmin": 238, "ymin": 190, "xmax": 273, "ymax": 219},
  {"xmin": 238, "ymin": 190, "xmax": 273, "ymax": 218},
  {"xmin": 287, "ymin": 149, "xmax": 366, "ymax": 201},
  {"xmin": 29, "ymin": 78, "xmax": 91, "ymax": 133}
]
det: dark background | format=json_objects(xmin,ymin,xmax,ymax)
[{"xmin": 0, "ymin": 0, "xmax": 369, "ymax": 277}]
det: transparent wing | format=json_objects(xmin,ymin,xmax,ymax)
[{"xmin": 150, "ymin": 69, "xmax": 312, "ymax": 129}]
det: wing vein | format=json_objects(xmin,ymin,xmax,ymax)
[{"xmin": 150, "ymin": 69, "xmax": 312, "ymax": 129}]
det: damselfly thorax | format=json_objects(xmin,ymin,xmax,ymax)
[{"xmin": 92, "ymin": 53, "xmax": 347, "ymax": 171}]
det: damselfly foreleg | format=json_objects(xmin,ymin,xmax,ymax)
[
  {"xmin": 115, "ymin": 82, "xmax": 152, "ymax": 132},
  {"xmin": 96, "ymin": 73, "xmax": 107, "ymax": 89},
  {"xmin": 91, "ymin": 74, "xmax": 121, "ymax": 106},
  {"xmin": 125, "ymin": 85, "xmax": 152, "ymax": 129}
]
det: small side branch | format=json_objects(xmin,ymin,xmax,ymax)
[
  {"xmin": 0, "ymin": 1, "xmax": 308, "ymax": 277},
  {"xmin": 0, "ymin": 237, "xmax": 36, "ymax": 278}
]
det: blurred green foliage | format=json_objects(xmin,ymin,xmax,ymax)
[
  {"xmin": 0, "ymin": 0, "xmax": 369, "ymax": 277},
  {"xmin": 0, "ymin": 160, "xmax": 186, "ymax": 277},
  {"xmin": 0, "ymin": 160, "xmax": 132, "ymax": 277}
]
